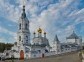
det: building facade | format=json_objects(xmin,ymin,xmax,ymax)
[{"xmin": 3, "ymin": 5, "xmax": 82, "ymax": 59}]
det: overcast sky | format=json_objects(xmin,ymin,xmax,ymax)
[{"xmin": 0, "ymin": 0, "xmax": 84, "ymax": 44}]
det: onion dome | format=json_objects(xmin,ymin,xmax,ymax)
[
  {"xmin": 37, "ymin": 28, "xmax": 42, "ymax": 33},
  {"xmin": 44, "ymin": 32, "xmax": 46, "ymax": 34}
]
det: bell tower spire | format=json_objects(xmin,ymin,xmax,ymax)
[
  {"xmin": 17, "ymin": 0, "xmax": 30, "ymax": 46},
  {"xmin": 21, "ymin": 5, "xmax": 26, "ymax": 18},
  {"xmin": 23, "ymin": 5, "xmax": 25, "ymax": 13},
  {"xmin": 21, "ymin": 0, "xmax": 26, "ymax": 18}
]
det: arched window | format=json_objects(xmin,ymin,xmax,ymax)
[
  {"xmin": 45, "ymin": 49, "xmax": 48, "ymax": 53},
  {"xmin": 25, "ymin": 24, "xmax": 27, "ymax": 29},
  {"xmin": 38, "ymin": 50, "xmax": 41, "ymax": 53},
  {"xmin": 19, "ymin": 36, "xmax": 21, "ymax": 41},
  {"xmin": 26, "ymin": 36, "xmax": 28, "ymax": 41},
  {"xmin": 19, "ymin": 23, "xmax": 21, "ymax": 30}
]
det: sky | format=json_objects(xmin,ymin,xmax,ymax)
[{"xmin": 0, "ymin": 0, "xmax": 84, "ymax": 44}]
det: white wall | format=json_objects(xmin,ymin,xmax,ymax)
[{"xmin": 67, "ymin": 39, "xmax": 76, "ymax": 43}]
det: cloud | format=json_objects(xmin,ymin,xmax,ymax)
[
  {"xmin": 0, "ymin": 0, "xmax": 84, "ymax": 43},
  {"xmin": 0, "ymin": 26, "xmax": 17, "ymax": 43},
  {"xmin": 29, "ymin": 0, "xmax": 81, "ymax": 41},
  {"xmin": 0, "ymin": 0, "xmax": 20, "ymax": 23}
]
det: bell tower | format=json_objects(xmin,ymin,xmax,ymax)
[
  {"xmin": 52, "ymin": 35, "xmax": 61, "ymax": 54},
  {"xmin": 17, "ymin": 4, "xmax": 30, "ymax": 46}
]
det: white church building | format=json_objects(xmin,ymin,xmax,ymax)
[{"xmin": 3, "ymin": 5, "xmax": 82, "ymax": 59}]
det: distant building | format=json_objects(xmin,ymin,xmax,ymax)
[
  {"xmin": 66, "ymin": 31, "xmax": 82, "ymax": 45},
  {"xmin": 3, "ymin": 5, "xmax": 82, "ymax": 59},
  {"xmin": 52, "ymin": 32, "xmax": 82, "ymax": 54}
]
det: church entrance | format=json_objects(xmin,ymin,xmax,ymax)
[
  {"xmin": 42, "ymin": 53, "xmax": 44, "ymax": 58},
  {"xmin": 20, "ymin": 50, "xmax": 24, "ymax": 60}
]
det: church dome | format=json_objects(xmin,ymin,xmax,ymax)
[
  {"xmin": 33, "ymin": 37, "xmax": 50, "ymax": 47},
  {"xmin": 37, "ymin": 28, "xmax": 42, "ymax": 33}
]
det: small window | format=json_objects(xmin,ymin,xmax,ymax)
[
  {"xmin": 45, "ymin": 49, "xmax": 48, "ymax": 53},
  {"xmin": 19, "ymin": 23, "xmax": 21, "ymax": 30},
  {"xmin": 34, "ymin": 55, "xmax": 36, "ymax": 57},
  {"xmin": 25, "ymin": 24, "xmax": 28, "ymax": 29},
  {"xmin": 26, "ymin": 50, "xmax": 29, "ymax": 52},
  {"xmin": 38, "ymin": 50, "xmax": 41, "ymax": 53},
  {"xmin": 26, "ymin": 36, "xmax": 28, "ymax": 41},
  {"xmin": 6, "ymin": 53, "xmax": 9, "ymax": 56},
  {"xmin": 19, "ymin": 36, "xmax": 21, "ymax": 41}
]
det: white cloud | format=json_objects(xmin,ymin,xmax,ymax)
[
  {"xmin": 0, "ymin": 0, "xmax": 84, "ymax": 43},
  {"xmin": 0, "ymin": 26, "xmax": 17, "ymax": 43}
]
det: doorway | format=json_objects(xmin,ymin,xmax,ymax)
[{"xmin": 20, "ymin": 50, "xmax": 24, "ymax": 60}]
